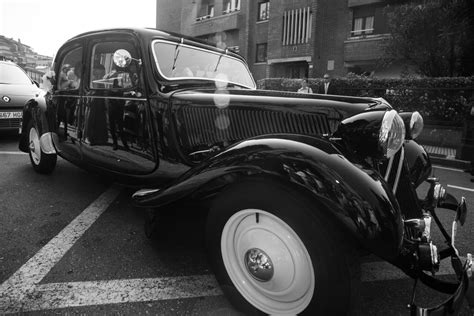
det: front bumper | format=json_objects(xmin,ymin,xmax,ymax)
[
  {"xmin": 410, "ymin": 255, "xmax": 473, "ymax": 315},
  {"xmin": 404, "ymin": 181, "xmax": 472, "ymax": 315}
]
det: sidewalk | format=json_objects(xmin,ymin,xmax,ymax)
[{"xmin": 422, "ymin": 144, "xmax": 471, "ymax": 170}]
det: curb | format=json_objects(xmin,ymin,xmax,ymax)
[{"xmin": 430, "ymin": 156, "xmax": 471, "ymax": 170}]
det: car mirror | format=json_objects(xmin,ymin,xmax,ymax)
[{"xmin": 113, "ymin": 49, "xmax": 142, "ymax": 68}]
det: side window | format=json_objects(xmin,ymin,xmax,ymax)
[
  {"xmin": 58, "ymin": 47, "xmax": 83, "ymax": 91},
  {"xmin": 89, "ymin": 41, "xmax": 140, "ymax": 90}
]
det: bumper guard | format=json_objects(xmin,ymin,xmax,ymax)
[{"xmin": 409, "ymin": 181, "xmax": 472, "ymax": 315}]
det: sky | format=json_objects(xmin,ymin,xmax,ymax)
[{"xmin": 0, "ymin": 0, "xmax": 157, "ymax": 57}]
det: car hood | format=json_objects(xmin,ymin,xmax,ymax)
[
  {"xmin": 0, "ymin": 83, "xmax": 41, "ymax": 108},
  {"xmin": 170, "ymin": 88, "xmax": 390, "ymax": 119}
]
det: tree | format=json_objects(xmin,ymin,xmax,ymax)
[{"xmin": 383, "ymin": 0, "xmax": 474, "ymax": 77}]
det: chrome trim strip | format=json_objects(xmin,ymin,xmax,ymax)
[
  {"xmin": 132, "ymin": 188, "xmax": 161, "ymax": 199},
  {"xmin": 54, "ymin": 94, "xmax": 81, "ymax": 98},
  {"xmin": 83, "ymin": 96, "xmax": 147, "ymax": 101},
  {"xmin": 384, "ymin": 155, "xmax": 394, "ymax": 181},
  {"xmin": 392, "ymin": 146, "xmax": 404, "ymax": 194},
  {"xmin": 54, "ymin": 95, "xmax": 147, "ymax": 102}
]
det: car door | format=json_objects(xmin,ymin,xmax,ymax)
[
  {"xmin": 81, "ymin": 36, "xmax": 155, "ymax": 174},
  {"xmin": 52, "ymin": 41, "xmax": 84, "ymax": 161}
]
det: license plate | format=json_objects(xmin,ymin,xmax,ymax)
[{"xmin": 0, "ymin": 112, "xmax": 22, "ymax": 119}]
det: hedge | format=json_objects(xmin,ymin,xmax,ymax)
[{"xmin": 257, "ymin": 77, "xmax": 474, "ymax": 126}]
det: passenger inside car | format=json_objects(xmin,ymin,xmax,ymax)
[{"xmin": 91, "ymin": 64, "xmax": 106, "ymax": 88}]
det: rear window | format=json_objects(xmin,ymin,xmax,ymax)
[{"xmin": 0, "ymin": 63, "xmax": 32, "ymax": 85}]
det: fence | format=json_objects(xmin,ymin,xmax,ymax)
[{"xmin": 24, "ymin": 67, "xmax": 46, "ymax": 83}]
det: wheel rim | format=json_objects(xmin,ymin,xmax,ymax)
[
  {"xmin": 29, "ymin": 126, "xmax": 41, "ymax": 165},
  {"xmin": 221, "ymin": 209, "xmax": 315, "ymax": 315}
]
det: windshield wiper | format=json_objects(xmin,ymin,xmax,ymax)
[
  {"xmin": 171, "ymin": 39, "xmax": 183, "ymax": 74},
  {"xmin": 214, "ymin": 54, "xmax": 223, "ymax": 72},
  {"xmin": 214, "ymin": 48, "xmax": 228, "ymax": 72}
]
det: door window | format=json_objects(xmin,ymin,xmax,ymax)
[
  {"xmin": 89, "ymin": 42, "xmax": 140, "ymax": 90},
  {"xmin": 58, "ymin": 47, "xmax": 83, "ymax": 90}
]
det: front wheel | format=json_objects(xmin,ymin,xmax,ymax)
[
  {"xmin": 206, "ymin": 178, "xmax": 360, "ymax": 315},
  {"xmin": 27, "ymin": 120, "xmax": 57, "ymax": 174}
]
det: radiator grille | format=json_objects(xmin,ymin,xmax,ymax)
[
  {"xmin": 0, "ymin": 118, "xmax": 21, "ymax": 129},
  {"xmin": 179, "ymin": 107, "xmax": 335, "ymax": 148}
]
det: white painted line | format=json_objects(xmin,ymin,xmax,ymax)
[
  {"xmin": 15, "ymin": 276, "xmax": 222, "ymax": 312},
  {"xmin": 447, "ymin": 184, "xmax": 474, "ymax": 192},
  {"xmin": 0, "ymin": 151, "xmax": 27, "ymax": 155},
  {"xmin": 0, "ymin": 186, "xmax": 120, "ymax": 313},
  {"xmin": 432, "ymin": 165, "xmax": 465, "ymax": 172}
]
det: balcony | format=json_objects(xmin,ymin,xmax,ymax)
[
  {"xmin": 191, "ymin": 12, "xmax": 241, "ymax": 37},
  {"xmin": 344, "ymin": 34, "xmax": 390, "ymax": 63}
]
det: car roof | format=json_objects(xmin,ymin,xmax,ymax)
[
  {"xmin": 0, "ymin": 60, "xmax": 21, "ymax": 67},
  {"xmin": 65, "ymin": 27, "xmax": 244, "ymax": 61}
]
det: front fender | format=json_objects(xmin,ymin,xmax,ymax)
[
  {"xmin": 404, "ymin": 140, "xmax": 432, "ymax": 188},
  {"xmin": 134, "ymin": 134, "xmax": 404, "ymax": 260}
]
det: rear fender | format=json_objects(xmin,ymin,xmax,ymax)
[
  {"xmin": 134, "ymin": 134, "xmax": 404, "ymax": 260},
  {"xmin": 19, "ymin": 96, "xmax": 53, "ymax": 153}
]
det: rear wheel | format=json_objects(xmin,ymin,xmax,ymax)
[
  {"xmin": 206, "ymin": 178, "xmax": 360, "ymax": 315},
  {"xmin": 27, "ymin": 120, "xmax": 57, "ymax": 174}
]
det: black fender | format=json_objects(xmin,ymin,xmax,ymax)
[
  {"xmin": 404, "ymin": 140, "xmax": 432, "ymax": 188},
  {"xmin": 19, "ymin": 94, "xmax": 54, "ymax": 153},
  {"xmin": 134, "ymin": 134, "xmax": 404, "ymax": 260}
]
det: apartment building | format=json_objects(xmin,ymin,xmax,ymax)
[
  {"xmin": 156, "ymin": 0, "xmax": 399, "ymax": 80},
  {"xmin": 0, "ymin": 35, "xmax": 52, "ymax": 69}
]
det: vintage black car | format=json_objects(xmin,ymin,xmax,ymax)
[
  {"xmin": 0, "ymin": 61, "xmax": 42, "ymax": 133},
  {"xmin": 19, "ymin": 28, "xmax": 472, "ymax": 315}
]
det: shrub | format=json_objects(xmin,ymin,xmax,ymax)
[{"xmin": 257, "ymin": 77, "xmax": 474, "ymax": 126}]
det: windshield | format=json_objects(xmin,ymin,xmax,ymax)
[
  {"xmin": 0, "ymin": 63, "xmax": 33, "ymax": 85},
  {"xmin": 152, "ymin": 40, "xmax": 256, "ymax": 89}
]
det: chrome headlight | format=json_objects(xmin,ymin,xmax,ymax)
[
  {"xmin": 379, "ymin": 110, "xmax": 406, "ymax": 158},
  {"xmin": 399, "ymin": 111, "xmax": 424, "ymax": 140}
]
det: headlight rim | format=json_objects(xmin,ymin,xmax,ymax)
[{"xmin": 379, "ymin": 110, "xmax": 406, "ymax": 159}]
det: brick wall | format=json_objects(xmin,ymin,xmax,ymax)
[{"xmin": 313, "ymin": 0, "xmax": 349, "ymax": 78}]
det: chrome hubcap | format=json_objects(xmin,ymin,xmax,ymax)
[
  {"xmin": 221, "ymin": 209, "xmax": 314, "ymax": 315},
  {"xmin": 245, "ymin": 248, "xmax": 274, "ymax": 282}
]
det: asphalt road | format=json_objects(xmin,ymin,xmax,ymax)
[{"xmin": 1, "ymin": 132, "xmax": 473, "ymax": 315}]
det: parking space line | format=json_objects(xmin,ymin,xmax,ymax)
[
  {"xmin": 432, "ymin": 165, "xmax": 465, "ymax": 172},
  {"xmin": 0, "ymin": 186, "xmax": 121, "ymax": 313},
  {"xmin": 0, "ymin": 151, "xmax": 27, "ymax": 155},
  {"xmin": 1, "ymin": 259, "xmax": 463, "ymax": 313},
  {"xmin": 447, "ymin": 184, "xmax": 474, "ymax": 192},
  {"xmin": 16, "ymin": 276, "xmax": 222, "ymax": 312},
  {"xmin": 0, "ymin": 182, "xmax": 467, "ymax": 313}
]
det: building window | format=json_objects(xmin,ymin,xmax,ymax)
[
  {"xmin": 223, "ymin": 0, "xmax": 240, "ymax": 14},
  {"xmin": 258, "ymin": 1, "xmax": 270, "ymax": 21},
  {"xmin": 197, "ymin": 0, "xmax": 215, "ymax": 21},
  {"xmin": 351, "ymin": 6, "xmax": 375, "ymax": 36},
  {"xmin": 282, "ymin": 7, "xmax": 312, "ymax": 45},
  {"xmin": 256, "ymin": 43, "xmax": 267, "ymax": 63}
]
